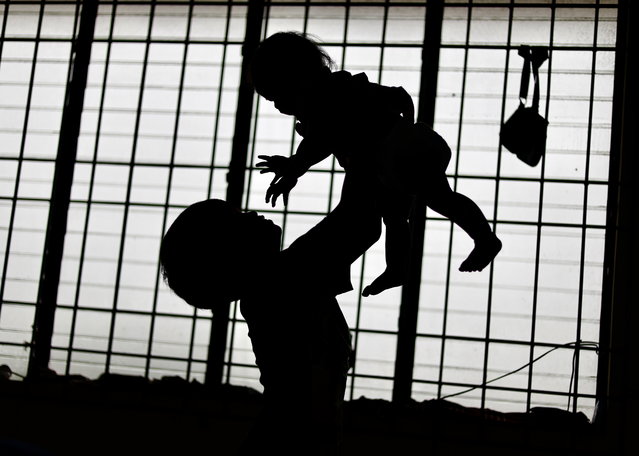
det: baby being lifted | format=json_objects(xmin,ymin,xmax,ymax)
[{"xmin": 251, "ymin": 32, "xmax": 502, "ymax": 297}]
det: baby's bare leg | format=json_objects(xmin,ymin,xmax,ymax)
[
  {"xmin": 425, "ymin": 176, "xmax": 501, "ymax": 272},
  {"xmin": 362, "ymin": 216, "xmax": 409, "ymax": 297}
]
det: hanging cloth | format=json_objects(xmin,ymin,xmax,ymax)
[{"xmin": 500, "ymin": 45, "xmax": 549, "ymax": 167}]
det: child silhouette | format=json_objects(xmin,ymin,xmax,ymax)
[{"xmin": 251, "ymin": 32, "xmax": 502, "ymax": 296}]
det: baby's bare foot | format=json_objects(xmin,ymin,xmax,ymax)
[
  {"xmin": 459, "ymin": 235, "xmax": 502, "ymax": 272},
  {"xmin": 362, "ymin": 271, "xmax": 405, "ymax": 297}
]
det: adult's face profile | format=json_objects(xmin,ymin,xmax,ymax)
[
  {"xmin": 160, "ymin": 199, "xmax": 281, "ymax": 310},
  {"xmin": 234, "ymin": 209, "xmax": 282, "ymax": 256}
]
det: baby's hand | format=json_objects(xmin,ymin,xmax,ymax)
[
  {"xmin": 265, "ymin": 175, "xmax": 298, "ymax": 207},
  {"xmin": 362, "ymin": 270, "xmax": 406, "ymax": 297},
  {"xmin": 256, "ymin": 154, "xmax": 292, "ymax": 177},
  {"xmin": 257, "ymin": 155, "xmax": 300, "ymax": 206}
]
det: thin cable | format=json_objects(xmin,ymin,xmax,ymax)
[{"xmin": 441, "ymin": 341, "xmax": 599, "ymax": 402}]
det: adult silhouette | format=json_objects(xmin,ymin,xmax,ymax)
[{"xmin": 160, "ymin": 197, "xmax": 380, "ymax": 455}]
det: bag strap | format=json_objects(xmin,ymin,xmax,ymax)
[
  {"xmin": 530, "ymin": 46, "xmax": 549, "ymax": 111},
  {"xmin": 517, "ymin": 45, "xmax": 548, "ymax": 111},
  {"xmin": 517, "ymin": 45, "xmax": 531, "ymax": 106}
]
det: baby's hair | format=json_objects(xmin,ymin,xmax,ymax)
[{"xmin": 250, "ymin": 31, "xmax": 335, "ymax": 94}]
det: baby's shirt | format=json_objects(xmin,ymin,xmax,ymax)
[{"xmin": 298, "ymin": 70, "xmax": 412, "ymax": 171}]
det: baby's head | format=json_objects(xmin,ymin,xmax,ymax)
[
  {"xmin": 250, "ymin": 31, "xmax": 334, "ymax": 115},
  {"xmin": 160, "ymin": 199, "xmax": 281, "ymax": 311}
]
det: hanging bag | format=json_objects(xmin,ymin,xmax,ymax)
[{"xmin": 500, "ymin": 45, "xmax": 549, "ymax": 167}]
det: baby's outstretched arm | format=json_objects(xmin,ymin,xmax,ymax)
[
  {"xmin": 289, "ymin": 136, "xmax": 332, "ymax": 174},
  {"xmin": 257, "ymin": 138, "xmax": 331, "ymax": 206}
]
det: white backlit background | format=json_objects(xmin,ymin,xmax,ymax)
[{"xmin": 0, "ymin": 0, "xmax": 618, "ymax": 418}]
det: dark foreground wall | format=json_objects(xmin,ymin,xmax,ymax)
[{"xmin": 0, "ymin": 375, "xmax": 607, "ymax": 456}]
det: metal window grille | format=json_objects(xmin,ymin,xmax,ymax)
[
  {"xmin": 0, "ymin": 0, "xmax": 620, "ymax": 419},
  {"xmin": 1, "ymin": 0, "xmax": 82, "ymax": 376}
]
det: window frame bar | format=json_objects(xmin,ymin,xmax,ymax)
[
  {"xmin": 480, "ymin": 0, "xmax": 515, "ymax": 408},
  {"xmin": 392, "ymin": 0, "xmax": 444, "ymax": 403},
  {"xmin": 27, "ymin": 0, "xmax": 97, "ymax": 378},
  {"xmin": 525, "ymin": 0, "xmax": 556, "ymax": 411},
  {"xmin": 594, "ymin": 0, "xmax": 630, "ymax": 431},
  {"xmin": 64, "ymin": 0, "xmax": 118, "ymax": 376},
  {"xmin": 571, "ymin": 0, "xmax": 602, "ymax": 413},
  {"xmin": 103, "ymin": 0, "xmax": 157, "ymax": 375},
  {"xmin": 144, "ymin": 0, "xmax": 197, "ymax": 379},
  {"xmin": 206, "ymin": 0, "xmax": 265, "ymax": 386}
]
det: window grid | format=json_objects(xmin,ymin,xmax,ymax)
[
  {"xmin": 0, "ymin": 0, "xmax": 619, "ymax": 418},
  {"xmin": 103, "ymin": 0, "xmax": 158, "ymax": 377},
  {"xmin": 0, "ymin": 0, "xmax": 80, "ymax": 375},
  {"xmin": 50, "ymin": 0, "xmax": 246, "ymax": 381},
  {"xmin": 412, "ymin": 0, "xmax": 613, "ymax": 414}
]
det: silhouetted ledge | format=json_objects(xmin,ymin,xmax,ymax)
[{"xmin": 0, "ymin": 373, "xmax": 605, "ymax": 456}]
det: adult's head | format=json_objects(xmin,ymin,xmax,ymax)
[
  {"xmin": 250, "ymin": 31, "xmax": 334, "ymax": 116},
  {"xmin": 160, "ymin": 199, "xmax": 281, "ymax": 311}
]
